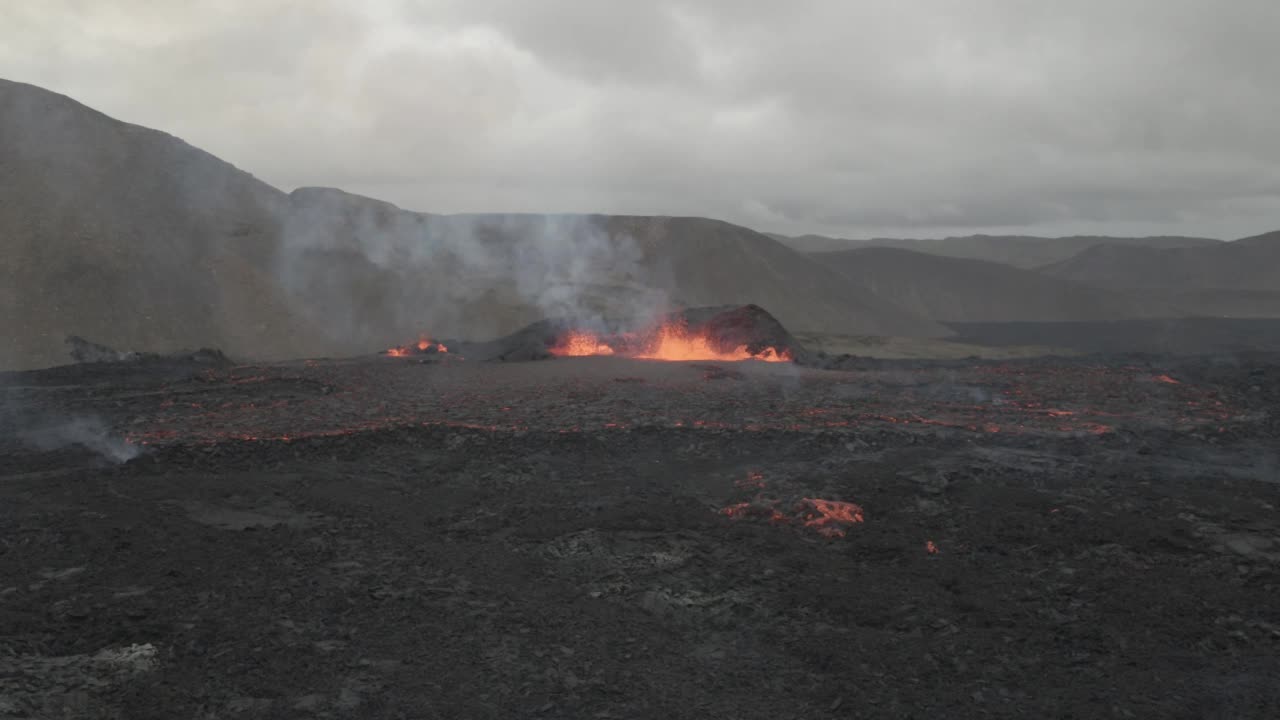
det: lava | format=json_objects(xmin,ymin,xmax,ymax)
[
  {"xmin": 633, "ymin": 323, "xmax": 790, "ymax": 362},
  {"xmin": 549, "ymin": 330, "xmax": 615, "ymax": 357},
  {"xmin": 549, "ymin": 321, "xmax": 791, "ymax": 363},
  {"xmin": 719, "ymin": 496, "xmax": 866, "ymax": 538},
  {"xmin": 386, "ymin": 336, "xmax": 448, "ymax": 357},
  {"xmin": 926, "ymin": 540, "xmax": 940, "ymax": 554},
  {"xmin": 798, "ymin": 498, "xmax": 866, "ymax": 538}
]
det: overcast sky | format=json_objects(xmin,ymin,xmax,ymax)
[{"xmin": 3, "ymin": 1, "xmax": 1278, "ymax": 239}]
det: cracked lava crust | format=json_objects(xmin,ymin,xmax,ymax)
[{"xmin": 2, "ymin": 352, "xmax": 1279, "ymax": 718}]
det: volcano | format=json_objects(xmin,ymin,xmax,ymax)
[{"xmin": 391, "ymin": 304, "xmax": 811, "ymax": 365}]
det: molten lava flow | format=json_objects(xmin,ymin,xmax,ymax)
[
  {"xmin": 549, "ymin": 330, "xmax": 615, "ymax": 357},
  {"xmin": 634, "ymin": 323, "xmax": 790, "ymax": 362},
  {"xmin": 550, "ymin": 321, "xmax": 791, "ymax": 362},
  {"xmin": 719, "ymin": 501, "xmax": 789, "ymax": 524},
  {"xmin": 386, "ymin": 335, "xmax": 448, "ymax": 356},
  {"xmin": 719, "ymin": 495, "xmax": 865, "ymax": 538},
  {"xmin": 798, "ymin": 498, "xmax": 866, "ymax": 538}
]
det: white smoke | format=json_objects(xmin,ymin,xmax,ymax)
[
  {"xmin": 20, "ymin": 416, "xmax": 140, "ymax": 463},
  {"xmin": 275, "ymin": 189, "xmax": 672, "ymax": 346}
]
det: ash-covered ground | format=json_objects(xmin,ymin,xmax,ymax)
[{"xmin": 2, "ymin": 351, "xmax": 1279, "ymax": 719}]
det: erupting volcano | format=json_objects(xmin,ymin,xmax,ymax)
[
  {"xmin": 549, "ymin": 322, "xmax": 792, "ymax": 363},
  {"xmin": 549, "ymin": 331, "xmax": 616, "ymax": 357},
  {"xmin": 546, "ymin": 305, "xmax": 800, "ymax": 363},
  {"xmin": 386, "ymin": 337, "xmax": 448, "ymax": 357},
  {"xmin": 380, "ymin": 305, "xmax": 807, "ymax": 365}
]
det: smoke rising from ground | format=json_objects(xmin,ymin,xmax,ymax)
[
  {"xmin": 278, "ymin": 189, "xmax": 673, "ymax": 344},
  {"xmin": 19, "ymin": 416, "xmax": 140, "ymax": 463}
]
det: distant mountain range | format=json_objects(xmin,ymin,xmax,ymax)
[
  {"xmin": 0, "ymin": 78, "xmax": 944, "ymax": 370},
  {"xmin": 3, "ymin": 76, "xmax": 1278, "ymax": 370},
  {"xmin": 768, "ymin": 232, "xmax": 1221, "ymax": 268},
  {"xmin": 811, "ymin": 247, "xmax": 1172, "ymax": 323},
  {"xmin": 1039, "ymin": 230, "xmax": 1280, "ymax": 291}
]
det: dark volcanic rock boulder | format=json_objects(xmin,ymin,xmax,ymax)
[
  {"xmin": 670, "ymin": 304, "xmax": 811, "ymax": 364},
  {"xmin": 455, "ymin": 319, "xmax": 565, "ymax": 363}
]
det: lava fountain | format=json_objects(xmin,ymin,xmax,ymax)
[
  {"xmin": 386, "ymin": 337, "xmax": 449, "ymax": 357},
  {"xmin": 549, "ymin": 331, "xmax": 616, "ymax": 357},
  {"xmin": 549, "ymin": 320, "xmax": 792, "ymax": 363}
]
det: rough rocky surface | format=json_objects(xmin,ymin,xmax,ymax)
[
  {"xmin": 1, "ymin": 352, "xmax": 1278, "ymax": 718},
  {"xmin": 65, "ymin": 335, "xmax": 232, "ymax": 367}
]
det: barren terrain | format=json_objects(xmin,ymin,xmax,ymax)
[{"xmin": 2, "ymin": 351, "xmax": 1278, "ymax": 718}]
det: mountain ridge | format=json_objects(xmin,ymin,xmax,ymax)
[
  {"xmin": 0, "ymin": 78, "xmax": 946, "ymax": 370},
  {"xmin": 811, "ymin": 246, "xmax": 1173, "ymax": 323},
  {"xmin": 769, "ymin": 232, "xmax": 1222, "ymax": 268}
]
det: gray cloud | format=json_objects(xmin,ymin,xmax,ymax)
[{"xmin": 2, "ymin": 0, "xmax": 1278, "ymax": 239}]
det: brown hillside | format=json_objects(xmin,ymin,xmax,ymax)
[
  {"xmin": 0, "ymin": 79, "xmax": 946, "ymax": 370},
  {"xmin": 1040, "ymin": 230, "xmax": 1280, "ymax": 294},
  {"xmin": 812, "ymin": 247, "xmax": 1170, "ymax": 323}
]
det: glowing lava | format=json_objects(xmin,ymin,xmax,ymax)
[
  {"xmin": 634, "ymin": 324, "xmax": 790, "ymax": 362},
  {"xmin": 549, "ymin": 331, "xmax": 615, "ymax": 357},
  {"xmin": 797, "ymin": 498, "xmax": 866, "ymax": 538},
  {"xmin": 387, "ymin": 336, "xmax": 448, "ymax": 357},
  {"xmin": 719, "ymin": 496, "xmax": 865, "ymax": 538},
  {"xmin": 549, "ymin": 321, "xmax": 791, "ymax": 362},
  {"xmin": 926, "ymin": 540, "xmax": 940, "ymax": 554}
]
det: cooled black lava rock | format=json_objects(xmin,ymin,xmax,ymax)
[{"xmin": 66, "ymin": 335, "xmax": 231, "ymax": 366}]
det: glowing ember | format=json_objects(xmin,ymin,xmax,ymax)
[
  {"xmin": 719, "ymin": 496, "xmax": 865, "ymax": 538},
  {"xmin": 719, "ymin": 501, "xmax": 788, "ymax": 524},
  {"xmin": 798, "ymin": 498, "xmax": 866, "ymax": 538},
  {"xmin": 550, "ymin": 321, "xmax": 791, "ymax": 363},
  {"xmin": 634, "ymin": 323, "xmax": 789, "ymax": 362},
  {"xmin": 926, "ymin": 540, "xmax": 940, "ymax": 554},
  {"xmin": 549, "ymin": 330, "xmax": 615, "ymax": 357},
  {"xmin": 1152, "ymin": 374, "xmax": 1180, "ymax": 385},
  {"xmin": 386, "ymin": 336, "xmax": 448, "ymax": 357}
]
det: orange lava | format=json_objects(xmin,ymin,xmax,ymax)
[
  {"xmin": 634, "ymin": 324, "xmax": 789, "ymax": 362},
  {"xmin": 926, "ymin": 540, "xmax": 940, "ymax": 554},
  {"xmin": 719, "ymin": 502, "xmax": 788, "ymax": 524},
  {"xmin": 549, "ymin": 321, "xmax": 791, "ymax": 362},
  {"xmin": 719, "ymin": 496, "xmax": 866, "ymax": 538},
  {"xmin": 1152, "ymin": 374, "xmax": 1180, "ymax": 385},
  {"xmin": 387, "ymin": 336, "xmax": 448, "ymax": 356},
  {"xmin": 549, "ymin": 330, "xmax": 615, "ymax": 357},
  {"xmin": 798, "ymin": 498, "xmax": 866, "ymax": 538}
]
